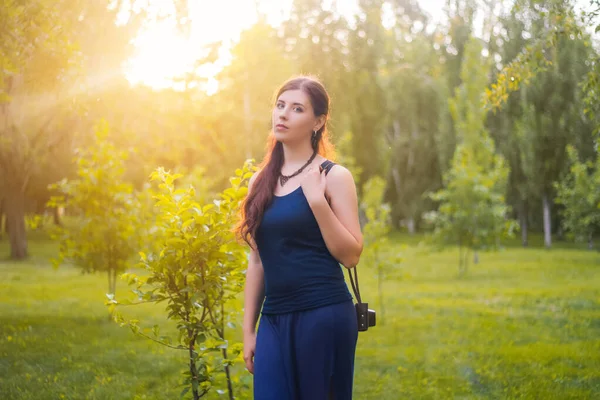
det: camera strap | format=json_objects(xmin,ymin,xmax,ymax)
[{"xmin": 320, "ymin": 160, "xmax": 363, "ymax": 305}]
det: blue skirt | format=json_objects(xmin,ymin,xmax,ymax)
[{"xmin": 254, "ymin": 300, "xmax": 358, "ymax": 400}]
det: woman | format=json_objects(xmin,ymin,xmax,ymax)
[{"xmin": 237, "ymin": 76, "xmax": 363, "ymax": 400}]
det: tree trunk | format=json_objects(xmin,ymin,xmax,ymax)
[
  {"xmin": 588, "ymin": 233, "xmax": 593, "ymax": 250},
  {"xmin": 107, "ymin": 269, "xmax": 117, "ymax": 321},
  {"xmin": 220, "ymin": 302, "xmax": 234, "ymax": 400},
  {"xmin": 458, "ymin": 244, "xmax": 468, "ymax": 277},
  {"xmin": 222, "ymin": 349, "xmax": 234, "ymax": 400},
  {"xmin": 406, "ymin": 217, "xmax": 415, "ymax": 235},
  {"xmin": 543, "ymin": 193, "xmax": 552, "ymax": 249},
  {"xmin": 473, "ymin": 250, "xmax": 479, "ymax": 265},
  {"xmin": 0, "ymin": 198, "xmax": 4, "ymax": 239},
  {"xmin": 519, "ymin": 199, "xmax": 528, "ymax": 247},
  {"xmin": 189, "ymin": 336, "xmax": 200, "ymax": 400},
  {"xmin": 53, "ymin": 206, "xmax": 63, "ymax": 226},
  {"xmin": 377, "ymin": 261, "xmax": 385, "ymax": 325},
  {"xmin": 5, "ymin": 187, "xmax": 28, "ymax": 259}
]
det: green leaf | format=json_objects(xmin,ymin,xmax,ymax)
[
  {"xmin": 180, "ymin": 387, "xmax": 190, "ymax": 399},
  {"xmin": 181, "ymin": 219, "xmax": 195, "ymax": 230},
  {"xmin": 166, "ymin": 238, "xmax": 188, "ymax": 247}
]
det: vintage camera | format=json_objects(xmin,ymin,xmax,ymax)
[{"xmin": 356, "ymin": 303, "xmax": 376, "ymax": 332}]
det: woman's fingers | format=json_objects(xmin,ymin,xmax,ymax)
[{"xmin": 244, "ymin": 351, "xmax": 254, "ymax": 374}]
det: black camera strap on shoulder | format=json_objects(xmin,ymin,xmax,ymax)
[{"xmin": 320, "ymin": 159, "xmax": 376, "ymax": 332}]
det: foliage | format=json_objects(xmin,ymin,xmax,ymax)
[
  {"xmin": 382, "ymin": 30, "xmax": 442, "ymax": 228},
  {"xmin": 582, "ymin": 54, "xmax": 600, "ymax": 139},
  {"xmin": 426, "ymin": 38, "xmax": 517, "ymax": 274},
  {"xmin": 554, "ymin": 146, "xmax": 600, "ymax": 247},
  {"xmin": 335, "ymin": 130, "xmax": 363, "ymax": 187},
  {"xmin": 484, "ymin": 0, "xmax": 581, "ymax": 110},
  {"xmin": 425, "ymin": 145, "xmax": 517, "ymax": 274},
  {"xmin": 360, "ymin": 176, "xmax": 402, "ymax": 323},
  {"xmin": 0, "ymin": 0, "xmax": 79, "ymax": 259},
  {"xmin": 47, "ymin": 120, "xmax": 140, "ymax": 296},
  {"xmin": 0, "ymin": 0, "xmax": 140, "ymax": 259},
  {"xmin": 108, "ymin": 161, "xmax": 254, "ymax": 400}
]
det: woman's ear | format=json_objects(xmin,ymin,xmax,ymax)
[{"xmin": 314, "ymin": 115, "xmax": 327, "ymax": 132}]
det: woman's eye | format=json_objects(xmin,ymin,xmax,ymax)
[
  {"xmin": 294, "ymin": 107, "xmax": 303, "ymax": 112},
  {"xmin": 277, "ymin": 103, "xmax": 284, "ymax": 109}
]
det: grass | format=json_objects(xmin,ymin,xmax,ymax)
[{"xmin": 1, "ymin": 232, "xmax": 599, "ymax": 399}]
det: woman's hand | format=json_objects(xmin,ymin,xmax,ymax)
[
  {"xmin": 301, "ymin": 166, "xmax": 327, "ymax": 206},
  {"xmin": 243, "ymin": 332, "xmax": 257, "ymax": 374}
]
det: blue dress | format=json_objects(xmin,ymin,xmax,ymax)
[{"xmin": 253, "ymin": 161, "xmax": 358, "ymax": 400}]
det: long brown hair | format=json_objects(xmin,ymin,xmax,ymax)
[{"xmin": 236, "ymin": 76, "xmax": 336, "ymax": 247}]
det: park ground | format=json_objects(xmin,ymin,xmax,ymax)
[{"xmin": 1, "ymin": 232, "xmax": 599, "ymax": 399}]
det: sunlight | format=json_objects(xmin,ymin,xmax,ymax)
[
  {"xmin": 124, "ymin": 0, "xmax": 288, "ymax": 91},
  {"xmin": 124, "ymin": 20, "xmax": 195, "ymax": 89},
  {"xmin": 124, "ymin": 0, "xmax": 448, "ymax": 92}
]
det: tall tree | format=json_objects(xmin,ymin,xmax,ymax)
[
  {"xmin": 487, "ymin": 4, "xmax": 532, "ymax": 246},
  {"xmin": 0, "ymin": 0, "xmax": 77, "ymax": 259},
  {"xmin": 427, "ymin": 37, "xmax": 515, "ymax": 273},
  {"xmin": 513, "ymin": 0, "xmax": 593, "ymax": 248},
  {"xmin": 346, "ymin": 0, "xmax": 388, "ymax": 186},
  {"xmin": 434, "ymin": 0, "xmax": 478, "ymax": 179},
  {"xmin": 382, "ymin": 2, "xmax": 443, "ymax": 232},
  {"xmin": 0, "ymin": 0, "xmax": 139, "ymax": 259}
]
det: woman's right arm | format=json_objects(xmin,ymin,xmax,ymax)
[
  {"xmin": 242, "ymin": 173, "xmax": 265, "ymax": 374},
  {"xmin": 243, "ymin": 249, "xmax": 265, "ymax": 335}
]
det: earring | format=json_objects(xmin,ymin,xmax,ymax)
[{"xmin": 312, "ymin": 130, "xmax": 318, "ymax": 139}]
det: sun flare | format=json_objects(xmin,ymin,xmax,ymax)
[
  {"xmin": 124, "ymin": 0, "xmax": 291, "ymax": 91},
  {"xmin": 124, "ymin": 21, "xmax": 195, "ymax": 89},
  {"xmin": 123, "ymin": 0, "xmax": 449, "ymax": 92}
]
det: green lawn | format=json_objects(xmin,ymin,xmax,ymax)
[{"xmin": 1, "ymin": 233, "xmax": 600, "ymax": 399}]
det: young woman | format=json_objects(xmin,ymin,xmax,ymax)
[{"xmin": 237, "ymin": 76, "xmax": 363, "ymax": 399}]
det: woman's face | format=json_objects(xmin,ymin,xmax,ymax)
[{"xmin": 272, "ymin": 89, "xmax": 323, "ymax": 145}]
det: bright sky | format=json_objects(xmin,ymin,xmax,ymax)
[
  {"xmin": 123, "ymin": 0, "xmax": 592, "ymax": 93},
  {"xmin": 124, "ymin": 0, "xmax": 449, "ymax": 92}
]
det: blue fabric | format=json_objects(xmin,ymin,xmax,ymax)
[
  {"xmin": 254, "ymin": 162, "xmax": 352, "ymax": 315},
  {"xmin": 253, "ymin": 300, "xmax": 358, "ymax": 400}
]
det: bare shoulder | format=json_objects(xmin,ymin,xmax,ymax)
[
  {"xmin": 326, "ymin": 164, "xmax": 356, "ymax": 187},
  {"xmin": 325, "ymin": 164, "xmax": 358, "ymax": 198}
]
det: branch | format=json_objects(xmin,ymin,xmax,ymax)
[
  {"xmin": 115, "ymin": 300, "xmax": 155, "ymax": 307},
  {"xmin": 135, "ymin": 330, "xmax": 187, "ymax": 351}
]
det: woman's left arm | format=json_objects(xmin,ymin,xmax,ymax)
[{"xmin": 307, "ymin": 166, "xmax": 363, "ymax": 268}]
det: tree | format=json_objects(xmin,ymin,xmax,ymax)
[
  {"xmin": 484, "ymin": 0, "xmax": 595, "ymax": 247},
  {"xmin": 0, "ymin": 0, "xmax": 77, "ymax": 259},
  {"xmin": 426, "ymin": 145, "xmax": 516, "ymax": 274},
  {"xmin": 383, "ymin": 31, "xmax": 443, "ymax": 232},
  {"xmin": 555, "ymin": 146, "xmax": 600, "ymax": 249},
  {"xmin": 110, "ymin": 161, "xmax": 254, "ymax": 400},
  {"xmin": 360, "ymin": 176, "xmax": 402, "ymax": 323},
  {"xmin": 0, "ymin": 0, "xmax": 139, "ymax": 259},
  {"xmin": 346, "ymin": 0, "xmax": 388, "ymax": 187},
  {"xmin": 48, "ymin": 120, "xmax": 140, "ymax": 297},
  {"xmin": 425, "ymin": 37, "xmax": 516, "ymax": 275}
]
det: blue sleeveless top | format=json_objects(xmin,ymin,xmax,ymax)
[{"xmin": 255, "ymin": 165, "xmax": 352, "ymax": 315}]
